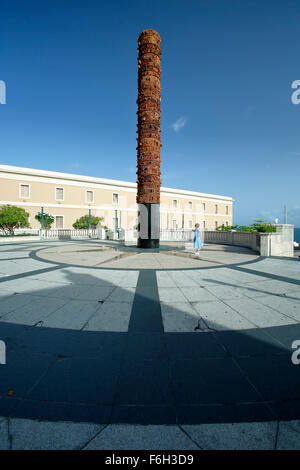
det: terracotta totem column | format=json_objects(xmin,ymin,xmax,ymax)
[{"xmin": 136, "ymin": 29, "xmax": 161, "ymax": 248}]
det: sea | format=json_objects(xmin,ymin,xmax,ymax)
[{"xmin": 295, "ymin": 228, "xmax": 300, "ymax": 244}]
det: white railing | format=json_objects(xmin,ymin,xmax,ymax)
[
  {"xmin": 42, "ymin": 229, "xmax": 97, "ymax": 239},
  {"xmin": 203, "ymin": 230, "xmax": 260, "ymax": 251},
  {"xmin": 160, "ymin": 229, "xmax": 194, "ymax": 241}
]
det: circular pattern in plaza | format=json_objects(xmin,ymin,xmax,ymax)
[{"xmin": 34, "ymin": 241, "xmax": 260, "ymax": 270}]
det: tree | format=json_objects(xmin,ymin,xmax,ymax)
[
  {"xmin": 0, "ymin": 205, "xmax": 30, "ymax": 235},
  {"xmin": 35, "ymin": 212, "xmax": 55, "ymax": 229},
  {"xmin": 249, "ymin": 219, "xmax": 276, "ymax": 233},
  {"xmin": 72, "ymin": 214, "xmax": 104, "ymax": 229},
  {"xmin": 216, "ymin": 225, "xmax": 238, "ymax": 231}
]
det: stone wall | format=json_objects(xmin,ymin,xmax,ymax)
[{"xmin": 204, "ymin": 225, "xmax": 294, "ymax": 257}]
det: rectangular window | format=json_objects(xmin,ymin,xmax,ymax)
[
  {"xmin": 173, "ymin": 200, "xmax": 178, "ymax": 209},
  {"xmin": 226, "ymin": 206, "xmax": 229, "ymax": 215},
  {"xmin": 188, "ymin": 201, "xmax": 192, "ymax": 210},
  {"xmin": 215, "ymin": 221, "xmax": 218, "ymax": 229},
  {"xmin": 173, "ymin": 219, "xmax": 177, "ymax": 229},
  {"xmin": 113, "ymin": 193, "xmax": 119, "ymax": 205},
  {"xmin": 215, "ymin": 204, "xmax": 218, "ymax": 214},
  {"xmin": 55, "ymin": 216, "xmax": 64, "ymax": 229},
  {"xmin": 20, "ymin": 184, "xmax": 30, "ymax": 198},
  {"xmin": 188, "ymin": 220, "xmax": 193, "ymax": 229},
  {"xmin": 203, "ymin": 220, "xmax": 206, "ymax": 229},
  {"xmin": 55, "ymin": 187, "xmax": 64, "ymax": 201},
  {"xmin": 226, "ymin": 221, "xmax": 229, "ymax": 226},
  {"xmin": 86, "ymin": 190, "xmax": 94, "ymax": 203},
  {"xmin": 202, "ymin": 203, "xmax": 206, "ymax": 212}
]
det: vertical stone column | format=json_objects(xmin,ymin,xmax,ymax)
[{"xmin": 136, "ymin": 29, "xmax": 161, "ymax": 248}]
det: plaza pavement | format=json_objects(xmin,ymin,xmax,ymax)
[{"xmin": 0, "ymin": 239, "xmax": 299, "ymax": 449}]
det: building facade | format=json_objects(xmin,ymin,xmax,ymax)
[{"xmin": 0, "ymin": 164, "xmax": 233, "ymax": 231}]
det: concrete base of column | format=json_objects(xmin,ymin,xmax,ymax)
[{"xmin": 137, "ymin": 203, "xmax": 160, "ymax": 249}]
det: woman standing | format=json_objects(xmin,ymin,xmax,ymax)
[{"xmin": 193, "ymin": 223, "xmax": 203, "ymax": 255}]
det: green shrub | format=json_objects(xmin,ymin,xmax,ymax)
[
  {"xmin": 249, "ymin": 219, "xmax": 276, "ymax": 233},
  {"xmin": 216, "ymin": 220, "xmax": 276, "ymax": 233},
  {"xmin": 35, "ymin": 212, "xmax": 54, "ymax": 229},
  {"xmin": 0, "ymin": 205, "xmax": 30, "ymax": 235},
  {"xmin": 216, "ymin": 225, "xmax": 239, "ymax": 231},
  {"xmin": 73, "ymin": 215, "xmax": 104, "ymax": 229}
]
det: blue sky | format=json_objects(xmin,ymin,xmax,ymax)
[{"xmin": 0, "ymin": 0, "xmax": 299, "ymax": 226}]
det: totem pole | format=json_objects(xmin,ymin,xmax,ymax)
[{"xmin": 136, "ymin": 29, "xmax": 161, "ymax": 248}]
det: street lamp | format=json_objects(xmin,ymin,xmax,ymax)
[
  {"xmin": 114, "ymin": 208, "xmax": 118, "ymax": 233},
  {"xmin": 41, "ymin": 203, "xmax": 45, "ymax": 230},
  {"xmin": 88, "ymin": 205, "xmax": 91, "ymax": 230}
]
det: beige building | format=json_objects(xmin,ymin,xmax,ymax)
[{"xmin": 0, "ymin": 164, "xmax": 233, "ymax": 231}]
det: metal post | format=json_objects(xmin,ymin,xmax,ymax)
[
  {"xmin": 41, "ymin": 205, "xmax": 44, "ymax": 230},
  {"xmin": 284, "ymin": 205, "xmax": 287, "ymax": 224},
  {"xmin": 115, "ymin": 208, "xmax": 118, "ymax": 233}
]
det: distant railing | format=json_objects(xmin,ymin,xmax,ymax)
[
  {"xmin": 160, "ymin": 229, "xmax": 194, "ymax": 241},
  {"xmin": 203, "ymin": 230, "xmax": 260, "ymax": 252},
  {"xmin": 42, "ymin": 229, "xmax": 97, "ymax": 239}
]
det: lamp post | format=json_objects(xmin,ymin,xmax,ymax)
[
  {"xmin": 114, "ymin": 208, "xmax": 118, "ymax": 233},
  {"xmin": 284, "ymin": 205, "xmax": 287, "ymax": 224},
  {"xmin": 88, "ymin": 206, "xmax": 91, "ymax": 230},
  {"xmin": 41, "ymin": 204, "xmax": 45, "ymax": 230},
  {"xmin": 88, "ymin": 205, "xmax": 92, "ymax": 238}
]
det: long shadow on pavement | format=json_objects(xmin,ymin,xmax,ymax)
[{"xmin": 0, "ymin": 256, "xmax": 299, "ymax": 425}]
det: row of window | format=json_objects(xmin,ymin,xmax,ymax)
[
  {"xmin": 172, "ymin": 199, "xmax": 229, "ymax": 214},
  {"xmin": 53, "ymin": 217, "xmax": 229, "ymax": 231},
  {"xmin": 19, "ymin": 184, "xmax": 119, "ymax": 204},
  {"xmin": 168, "ymin": 220, "xmax": 229, "ymax": 229},
  {"xmin": 19, "ymin": 184, "xmax": 229, "ymax": 214}
]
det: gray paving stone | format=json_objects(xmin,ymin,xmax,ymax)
[
  {"xmin": 83, "ymin": 302, "xmax": 132, "ymax": 331},
  {"xmin": 204, "ymin": 285, "xmax": 246, "ymax": 300},
  {"xmin": 193, "ymin": 300, "xmax": 256, "ymax": 330},
  {"xmin": 255, "ymin": 296, "xmax": 300, "ymax": 322},
  {"xmin": 161, "ymin": 302, "xmax": 206, "ymax": 332},
  {"xmin": 73, "ymin": 285, "xmax": 115, "ymax": 301},
  {"xmin": 277, "ymin": 421, "xmax": 300, "ymax": 449},
  {"xmin": 158, "ymin": 288, "xmax": 187, "ymax": 303},
  {"xmin": 180, "ymin": 287, "xmax": 217, "ymax": 303},
  {"xmin": 117, "ymin": 272, "xmax": 139, "ymax": 287},
  {"xmin": 42, "ymin": 300, "xmax": 100, "ymax": 329},
  {"xmin": 225, "ymin": 298, "xmax": 297, "ymax": 328},
  {"xmin": 83, "ymin": 424, "xmax": 199, "ymax": 450},
  {"xmin": 106, "ymin": 287, "xmax": 136, "ymax": 303},
  {"xmin": 156, "ymin": 272, "xmax": 177, "ymax": 287},
  {"xmin": 169, "ymin": 272, "xmax": 199, "ymax": 287},
  {"xmin": 183, "ymin": 421, "xmax": 277, "ymax": 450},
  {"xmin": 0, "ymin": 294, "xmax": 36, "ymax": 317},
  {"xmin": 9, "ymin": 418, "xmax": 103, "ymax": 450},
  {"xmin": 0, "ymin": 297, "xmax": 69, "ymax": 325},
  {"xmin": 0, "ymin": 418, "xmax": 9, "ymax": 450}
]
